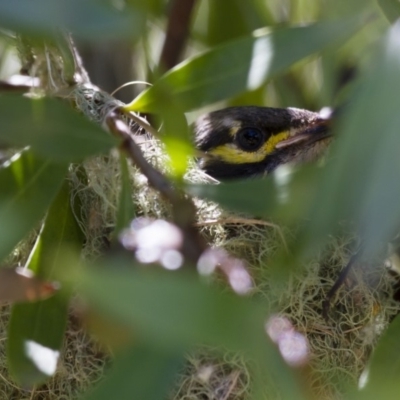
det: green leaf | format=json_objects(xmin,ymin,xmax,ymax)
[
  {"xmin": 0, "ymin": 96, "xmax": 117, "ymax": 162},
  {"xmin": 81, "ymin": 267, "xmax": 264, "ymax": 349},
  {"xmin": 300, "ymin": 21, "xmax": 400, "ymax": 256},
  {"xmin": 127, "ymin": 0, "xmax": 165, "ymax": 15},
  {"xmin": 0, "ymin": 0, "xmax": 144, "ymax": 40},
  {"xmin": 206, "ymin": 0, "xmax": 265, "ymax": 45},
  {"xmin": 125, "ymin": 18, "xmax": 364, "ymax": 112},
  {"xmin": 7, "ymin": 179, "xmax": 83, "ymax": 387},
  {"xmin": 188, "ymin": 179, "xmax": 277, "ymax": 217},
  {"xmin": 187, "ymin": 166, "xmax": 318, "ymax": 221},
  {"xmin": 158, "ymin": 101, "xmax": 193, "ymax": 178},
  {"xmin": 75, "ymin": 264, "xmax": 308, "ymax": 400},
  {"xmin": 83, "ymin": 344, "xmax": 185, "ymax": 400},
  {"xmin": 0, "ymin": 150, "xmax": 68, "ymax": 261},
  {"xmin": 351, "ymin": 314, "xmax": 400, "ymax": 399},
  {"xmin": 377, "ymin": 0, "xmax": 400, "ymax": 24}
]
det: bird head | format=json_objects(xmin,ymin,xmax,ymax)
[{"xmin": 194, "ymin": 106, "xmax": 332, "ymax": 179}]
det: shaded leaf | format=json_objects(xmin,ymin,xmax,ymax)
[
  {"xmin": 125, "ymin": 18, "xmax": 363, "ymax": 112},
  {"xmin": 187, "ymin": 166, "xmax": 318, "ymax": 221},
  {"xmin": 0, "ymin": 0, "xmax": 144, "ymax": 40},
  {"xmin": 0, "ymin": 150, "xmax": 68, "ymax": 261},
  {"xmin": 83, "ymin": 344, "xmax": 184, "ymax": 400},
  {"xmin": 352, "ymin": 314, "xmax": 400, "ymax": 399},
  {"xmin": 0, "ymin": 95, "xmax": 117, "ymax": 162},
  {"xmin": 301, "ymin": 21, "xmax": 400, "ymax": 256},
  {"xmin": 127, "ymin": 0, "xmax": 165, "ymax": 15},
  {"xmin": 377, "ymin": 0, "xmax": 400, "ymax": 24},
  {"xmin": 158, "ymin": 101, "xmax": 193, "ymax": 178},
  {"xmin": 75, "ymin": 264, "xmax": 308, "ymax": 400},
  {"xmin": 206, "ymin": 0, "xmax": 265, "ymax": 45},
  {"xmin": 8, "ymin": 179, "xmax": 83, "ymax": 387},
  {"xmin": 81, "ymin": 266, "xmax": 264, "ymax": 349}
]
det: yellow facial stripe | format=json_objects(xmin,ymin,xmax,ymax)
[
  {"xmin": 209, "ymin": 131, "xmax": 289, "ymax": 164},
  {"xmin": 264, "ymin": 131, "xmax": 290, "ymax": 154}
]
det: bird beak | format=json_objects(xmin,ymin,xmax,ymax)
[{"xmin": 275, "ymin": 117, "xmax": 332, "ymax": 150}]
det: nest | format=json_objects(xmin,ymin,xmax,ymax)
[{"xmin": 1, "ymin": 90, "xmax": 400, "ymax": 398}]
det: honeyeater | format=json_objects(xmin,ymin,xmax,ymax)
[{"xmin": 194, "ymin": 106, "xmax": 332, "ymax": 179}]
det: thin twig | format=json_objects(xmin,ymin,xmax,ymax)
[
  {"xmin": 66, "ymin": 34, "xmax": 91, "ymax": 85},
  {"xmin": 123, "ymin": 110, "xmax": 161, "ymax": 139},
  {"xmin": 106, "ymin": 111, "xmax": 175, "ymax": 199},
  {"xmin": 322, "ymin": 247, "xmax": 363, "ymax": 319},
  {"xmin": 220, "ymin": 370, "xmax": 241, "ymax": 400},
  {"xmin": 196, "ymin": 217, "xmax": 280, "ymax": 228},
  {"xmin": 105, "ymin": 109, "xmax": 208, "ymax": 263}
]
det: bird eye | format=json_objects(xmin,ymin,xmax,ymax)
[{"xmin": 235, "ymin": 127, "xmax": 265, "ymax": 152}]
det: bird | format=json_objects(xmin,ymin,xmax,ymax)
[
  {"xmin": 194, "ymin": 105, "xmax": 341, "ymax": 317},
  {"xmin": 194, "ymin": 106, "xmax": 332, "ymax": 180}
]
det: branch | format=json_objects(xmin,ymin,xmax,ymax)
[
  {"xmin": 106, "ymin": 109, "xmax": 208, "ymax": 264},
  {"xmin": 159, "ymin": 0, "xmax": 198, "ymax": 70},
  {"xmin": 106, "ymin": 111, "xmax": 176, "ymax": 200}
]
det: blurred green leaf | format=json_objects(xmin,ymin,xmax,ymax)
[
  {"xmin": 83, "ymin": 344, "xmax": 185, "ymax": 400},
  {"xmin": 77, "ymin": 264, "xmax": 307, "ymax": 400},
  {"xmin": 187, "ymin": 166, "xmax": 318, "ymax": 222},
  {"xmin": 0, "ymin": 150, "xmax": 68, "ymax": 261},
  {"xmin": 301, "ymin": 21, "xmax": 400, "ymax": 256},
  {"xmin": 321, "ymin": 0, "xmax": 375, "ymax": 19},
  {"xmin": 188, "ymin": 179, "xmax": 278, "ymax": 216},
  {"xmin": 0, "ymin": 96, "xmax": 117, "ymax": 162},
  {"xmin": 126, "ymin": 0, "xmax": 165, "ymax": 15},
  {"xmin": 81, "ymin": 266, "xmax": 264, "ymax": 349},
  {"xmin": 0, "ymin": 0, "xmax": 144, "ymax": 40},
  {"xmin": 350, "ymin": 314, "xmax": 400, "ymax": 399},
  {"xmin": 8, "ymin": 179, "xmax": 83, "ymax": 387},
  {"xmin": 206, "ymin": 0, "xmax": 265, "ymax": 45},
  {"xmin": 125, "ymin": 18, "xmax": 364, "ymax": 112},
  {"xmin": 377, "ymin": 0, "xmax": 400, "ymax": 24},
  {"xmin": 158, "ymin": 100, "xmax": 193, "ymax": 178}
]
